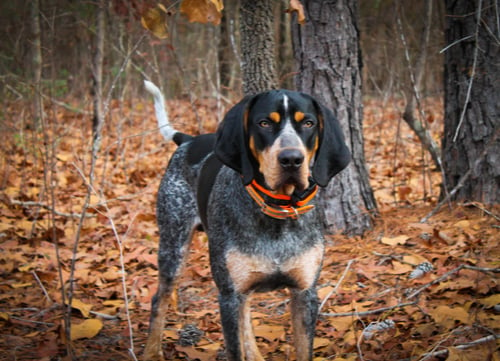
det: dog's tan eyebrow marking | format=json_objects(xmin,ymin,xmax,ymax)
[
  {"xmin": 269, "ymin": 112, "xmax": 281, "ymax": 123},
  {"xmin": 294, "ymin": 112, "xmax": 305, "ymax": 122}
]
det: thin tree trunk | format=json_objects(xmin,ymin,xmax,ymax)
[
  {"xmin": 442, "ymin": 0, "xmax": 500, "ymax": 204},
  {"xmin": 31, "ymin": 0, "xmax": 42, "ymax": 128},
  {"xmin": 398, "ymin": 0, "xmax": 442, "ymax": 171},
  {"xmin": 218, "ymin": 10, "xmax": 232, "ymax": 95},
  {"xmin": 92, "ymin": 0, "xmax": 105, "ymax": 136},
  {"xmin": 240, "ymin": 0, "xmax": 278, "ymax": 95},
  {"xmin": 292, "ymin": 0, "xmax": 376, "ymax": 235}
]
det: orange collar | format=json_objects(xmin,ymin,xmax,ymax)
[{"xmin": 245, "ymin": 179, "xmax": 318, "ymax": 220}]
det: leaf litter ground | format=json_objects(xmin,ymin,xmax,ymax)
[{"xmin": 0, "ymin": 96, "xmax": 498, "ymax": 360}]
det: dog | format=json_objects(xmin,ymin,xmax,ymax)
[{"xmin": 143, "ymin": 80, "xmax": 350, "ymax": 361}]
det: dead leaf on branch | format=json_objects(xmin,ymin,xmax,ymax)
[
  {"xmin": 141, "ymin": 3, "xmax": 169, "ymax": 39},
  {"xmin": 288, "ymin": 0, "xmax": 306, "ymax": 25},
  {"xmin": 180, "ymin": 0, "xmax": 223, "ymax": 25}
]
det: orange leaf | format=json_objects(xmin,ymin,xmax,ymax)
[
  {"xmin": 381, "ymin": 235, "xmax": 409, "ymax": 246},
  {"xmin": 288, "ymin": 0, "xmax": 306, "ymax": 25},
  {"xmin": 180, "ymin": 0, "xmax": 223, "ymax": 25}
]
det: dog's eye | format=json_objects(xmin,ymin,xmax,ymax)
[
  {"xmin": 258, "ymin": 119, "xmax": 271, "ymax": 128},
  {"xmin": 303, "ymin": 119, "xmax": 316, "ymax": 128}
]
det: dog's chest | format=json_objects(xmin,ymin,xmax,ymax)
[{"xmin": 224, "ymin": 243, "xmax": 324, "ymax": 293}]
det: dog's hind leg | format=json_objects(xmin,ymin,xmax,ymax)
[{"xmin": 144, "ymin": 172, "xmax": 199, "ymax": 360}]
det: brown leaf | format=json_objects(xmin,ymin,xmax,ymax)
[
  {"xmin": 381, "ymin": 235, "xmax": 409, "ymax": 246},
  {"xmin": 180, "ymin": 0, "xmax": 223, "ymax": 25},
  {"xmin": 253, "ymin": 324, "xmax": 286, "ymax": 342},
  {"xmin": 141, "ymin": 4, "xmax": 169, "ymax": 39},
  {"xmin": 428, "ymin": 305, "xmax": 469, "ymax": 329}
]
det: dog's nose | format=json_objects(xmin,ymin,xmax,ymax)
[{"xmin": 278, "ymin": 149, "xmax": 304, "ymax": 170}]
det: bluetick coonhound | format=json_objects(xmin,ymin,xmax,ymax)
[{"xmin": 143, "ymin": 81, "xmax": 350, "ymax": 361}]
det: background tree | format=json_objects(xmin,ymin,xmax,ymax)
[
  {"xmin": 240, "ymin": 0, "xmax": 278, "ymax": 94},
  {"xmin": 292, "ymin": 0, "xmax": 377, "ymax": 235},
  {"xmin": 442, "ymin": 0, "xmax": 499, "ymax": 204}
]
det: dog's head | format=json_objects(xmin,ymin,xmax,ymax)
[{"xmin": 215, "ymin": 90, "xmax": 350, "ymax": 195}]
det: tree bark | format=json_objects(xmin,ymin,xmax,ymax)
[
  {"xmin": 240, "ymin": 0, "xmax": 278, "ymax": 95},
  {"xmin": 442, "ymin": 0, "xmax": 500, "ymax": 204},
  {"xmin": 292, "ymin": 0, "xmax": 376, "ymax": 235}
]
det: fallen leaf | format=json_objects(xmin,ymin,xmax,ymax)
[
  {"xmin": 0, "ymin": 312, "xmax": 9, "ymax": 321},
  {"xmin": 478, "ymin": 294, "xmax": 500, "ymax": 307},
  {"xmin": 330, "ymin": 316, "xmax": 353, "ymax": 332},
  {"xmin": 254, "ymin": 324, "xmax": 286, "ymax": 342},
  {"xmin": 428, "ymin": 305, "xmax": 469, "ymax": 329},
  {"xmin": 381, "ymin": 235, "xmax": 409, "ymax": 246},
  {"xmin": 70, "ymin": 319, "xmax": 103, "ymax": 340},
  {"xmin": 69, "ymin": 298, "xmax": 93, "ymax": 318},
  {"xmin": 313, "ymin": 337, "xmax": 330, "ymax": 349}
]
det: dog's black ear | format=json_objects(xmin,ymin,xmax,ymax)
[
  {"xmin": 311, "ymin": 101, "xmax": 351, "ymax": 187},
  {"xmin": 215, "ymin": 95, "xmax": 256, "ymax": 185}
]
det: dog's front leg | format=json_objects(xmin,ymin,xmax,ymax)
[
  {"xmin": 291, "ymin": 288, "xmax": 319, "ymax": 361},
  {"xmin": 219, "ymin": 292, "xmax": 264, "ymax": 361}
]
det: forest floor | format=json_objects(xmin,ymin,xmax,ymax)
[{"xmin": 0, "ymin": 94, "xmax": 498, "ymax": 361}]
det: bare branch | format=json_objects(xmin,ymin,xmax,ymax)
[
  {"xmin": 320, "ymin": 301, "xmax": 417, "ymax": 318},
  {"xmin": 453, "ymin": 0, "xmax": 483, "ymax": 142},
  {"xmin": 415, "ymin": 334, "xmax": 499, "ymax": 361},
  {"xmin": 318, "ymin": 260, "xmax": 355, "ymax": 312},
  {"xmin": 407, "ymin": 264, "xmax": 500, "ymax": 300},
  {"xmin": 9, "ymin": 199, "xmax": 90, "ymax": 219}
]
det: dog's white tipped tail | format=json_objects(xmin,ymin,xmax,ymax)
[{"xmin": 144, "ymin": 80, "xmax": 176, "ymax": 142}]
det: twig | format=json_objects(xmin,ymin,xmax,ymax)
[
  {"xmin": 10, "ymin": 199, "xmax": 90, "ymax": 219},
  {"xmin": 439, "ymin": 35, "xmax": 474, "ymax": 54},
  {"xmin": 32, "ymin": 271, "xmax": 52, "ymax": 304},
  {"xmin": 318, "ymin": 260, "xmax": 355, "ymax": 312},
  {"xmin": 10, "ymin": 316, "xmax": 55, "ymax": 327},
  {"xmin": 320, "ymin": 301, "xmax": 417, "ymax": 318},
  {"xmin": 453, "ymin": 0, "xmax": 483, "ymax": 142},
  {"xmin": 415, "ymin": 334, "xmax": 499, "ymax": 361},
  {"xmin": 462, "ymin": 202, "xmax": 500, "ymax": 221},
  {"xmin": 356, "ymin": 328, "xmax": 366, "ymax": 361},
  {"xmin": 406, "ymin": 264, "xmax": 500, "ymax": 299},
  {"xmin": 89, "ymin": 310, "xmax": 119, "ymax": 320}
]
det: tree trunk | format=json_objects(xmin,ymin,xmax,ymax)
[
  {"xmin": 442, "ymin": 0, "xmax": 500, "ymax": 204},
  {"xmin": 218, "ymin": 10, "xmax": 232, "ymax": 95},
  {"xmin": 240, "ymin": 0, "xmax": 278, "ymax": 95},
  {"xmin": 92, "ymin": 0, "xmax": 105, "ymax": 136},
  {"xmin": 31, "ymin": 0, "xmax": 42, "ymax": 128},
  {"xmin": 292, "ymin": 0, "xmax": 376, "ymax": 235},
  {"xmin": 398, "ymin": 0, "xmax": 443, "ymax": 171}
]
